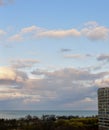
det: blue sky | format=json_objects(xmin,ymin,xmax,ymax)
[{"xmin": 0, "ymin": 0, "xmax": 109, "ymax": 110}]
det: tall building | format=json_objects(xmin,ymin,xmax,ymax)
[{"xmin": 98, "ymin": 87, "xmax": 109, "ymax": 130}]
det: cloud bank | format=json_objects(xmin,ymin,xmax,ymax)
[{"xmin": 0, "ymin": 65, "xmax": 109, "ymax": 110}]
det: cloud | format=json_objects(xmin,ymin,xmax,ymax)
[
  {"xmin": 60, "ymin": 48, "xmax": 72, "ymax": 52},
  {"xmin": 8, "ymin": 34, "xmax": 23, "ymax": 42},
  {"xmin": 18, "ymin": 26, "xmax": 81, "ymax": 38},
  {"xmin": 37, "ymin": 29, "xmax": 81, "ymax": 38},
  {"xmin": 10, "ymin": 59, "xmax": 40, "ymax": 69},
  {"xmin": 82, "ymin": 97, "xmax": 94, "ymax": 102},
  {"xmin": 63, "ymin": 54, "xmax": 91, "ymax": 59},
  {"xmin": 67, "ymin": 97, "xmax": 97, "ymax": 110},
  {"xmin": 0, "ymin": 29, "xmax": 7, "ymax": 43},
  {"xmin": 84, "ymin": 21, "xmax": 98, "ymax": 27},
  {"xmin": 0, "ymin": 67, "xmax": 18, "ymax": 81},
  {"xmin": 0, "ymin": 67, "xmax": 28, "ymax": 86},
  {"xmin": 0, "ymin": 0, "xmax": 4, "ymax": 5},
  {"xmin": 81, "ymin": 22, "xmax": 109, "ymax": 41},
  {"xmin": 0, "ymin": 88, "xmax": 41, "ymax": 104},
  {"xmin": 97, "ymin": 54, "xmax": 109, "ymax": 62},
  {"xmin": 0, "ymin": 0, "xmax": 14, "ymax": 6},
  {"xmin": 8, "ymin": 26, "xmax": 80, "ymax": 42},
  {"xmin": 95, "ymin": 78, "xmax": 109, "ymax": 88},
  {"xmin": 28, "ymin": 67, "xmax": 104, "ymax": 109},
  {"xmin": 0, "ymin": 29, "xmax": 6, "ymax": 36},
  {"xmin": 8, "ymin": 27, "xmax": 80, "ymax": 42},
  {"xmin": 20, "ymin": 25, "xmax": 43, "ymax": 34},
  {"xmin": 32, "ymin": 68, "xmax": 108, "ymax": 81},
  {"xmin": 7, "ymin": 25, "xmax": 44, "ymax": 42},
  {"xmin": 7, "ymin": 22, "xmax": 109, "ymax": 42},
  {"xmin": 0, "ymin": 66, "xmax": 109, "ymax": 109},
  {"xmin": 0, "ymin": 92, "xmax": 25, "ymax": 101}
]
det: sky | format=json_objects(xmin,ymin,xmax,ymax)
[{"xmin": 0, "ymin": 0, "xmax": 109, "ymax": 110}]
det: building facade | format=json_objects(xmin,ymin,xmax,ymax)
[{"xmin": 98, "ymin": 87, "xmax": 109, "ymax": 130}]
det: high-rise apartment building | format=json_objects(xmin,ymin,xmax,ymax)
[{"xmin": 98, "ymin": 87, "xmax": 109, "ymax": 130}]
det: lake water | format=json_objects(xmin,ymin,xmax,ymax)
[{"xmin": 0, "ymin": 110, "xmax": 98, "ymax": 119}]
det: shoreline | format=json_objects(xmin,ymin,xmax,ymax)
[{"xmin": 0, "ymin": 110, "xmax": 98, "ymax": 119}]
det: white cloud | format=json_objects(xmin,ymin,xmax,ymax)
[
  {"xmin": 37, "ymin": 29, "xmax": 81, "ymax": 38},
  {"xmin": 8, "ymin": 34, "xmax": 23, "ymax": 42},
  {"xmin": 8, "ymin": 28, "xmax": 80, "ymax": 42},
  {"xmin": 20, "ymin": 26, "xmax": 81, "ymax": 38},
  {"xmin": 81, "ymin": 22, "xmax": 109, "ymax": 41},
  {"xmin": 0, "ymin": 29, "xmax": 6, "ymax": 36},
  {"xmin": 20, "ymin": 25, "xmax": 43, "ymax": 34},
  {"xmin": 82, "ymin": 97, "xmax": 94, "ymax": 102},
  {"xmin": 95, "ymin": 78, "xmax": 109, "ymax": 88},
  {"xmin": 0, "ymin": 67, "xmax": 28, "ymax": 85},
  {"xmin": 0, "ymin": 67, "xmax": 17, "ymax": 80},
  {"xmin": 7, "ymin": 22, "xmax": 109, "ymax": 42},
  {"xmin": 84, "ymin": 21, "xmax": 98, "ymax": 28}
]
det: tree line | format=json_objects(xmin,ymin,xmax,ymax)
[{"xmin": 0, "ymin": 115, "xmax": 98, "ymax": 130}]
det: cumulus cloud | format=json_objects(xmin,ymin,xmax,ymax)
[
  {"xmin": 0, "ymin": 67, "xmax": 28, "ymax": 86},
  {"xmin": 81, "ymin": 22, "xmax": 109, "ymax": 41},
  {"xmin": 0, "ymin": 67, "xmax": 16, "ymax": 80}
]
